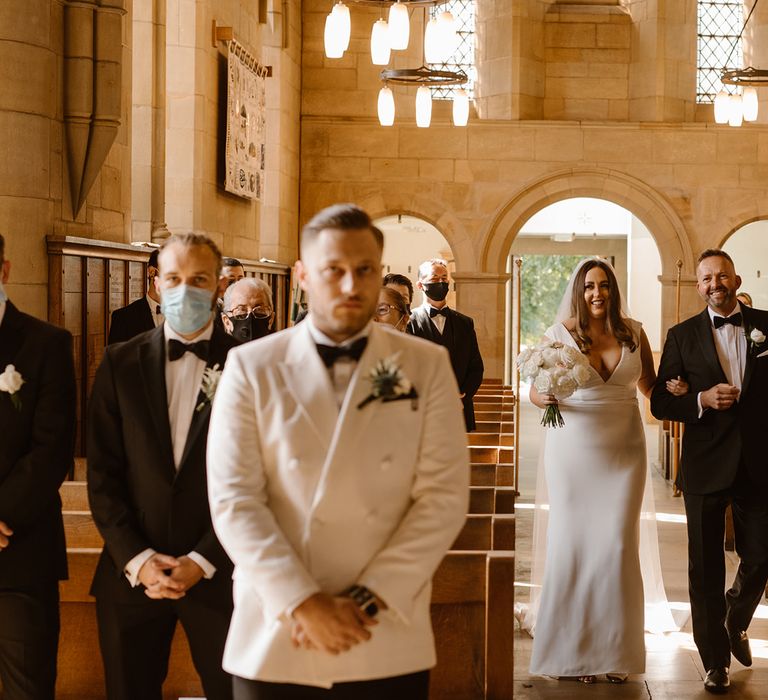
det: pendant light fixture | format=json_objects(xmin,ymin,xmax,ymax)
[
  {"xmin": 416, "ymin": 86, "xmax": 432, "ymax": 127},
  {"xmin": 388, "ymin": 2, "xmax": 410, "ymax": 50},
  {"xmin": 714, "ymin": 90, "xmax": 730, "ymax": 124},
  {"xmin": 371, "ymin": 18, "xmax": 391, "ymax": 65},
  {"xmin": 324, "ymin": 2, "xmax": 351, "ymax": 58},
  {"xmin": 728, "ymin": 94, "xmax": 744, "ymax": 127},
  {"xmin": 423, "ymin": 16, "xmax": 441, "ymax": 64},
  {"xmin": 436, "ymin": 10, "xmax": 458, "ymax": 61},
  {"xmin": 378, "ymin": 85, "xmax": 396, "ymax": 126},
  {"xmin": 743, "ymin": 87, "xmax": 758, "ymax": 121},
  {"xmin": 452, "ymin": 88, "xmax": 469, "ymax": 126}
]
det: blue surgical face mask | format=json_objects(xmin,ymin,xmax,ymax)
[{"xmin": 161, "ymin": 284, "xmax": 214, "ymax": 335}]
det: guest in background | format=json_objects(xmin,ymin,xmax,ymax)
[
  {"xmin": 221, "ymin": 277, "xmax": 275, "ymax": 343},
  {"xmin": 737, "ymin": 291, "xmax": 753, "ymax": 307},
  {"xmin": 221, "ymin": 257, "xmax": 246, "ymax": 288},
  {"xmin": 0, "ymin": 233, "xmax": 76, "ymax": 699},
  {"xmin": 88, "ymin": 233, "xmax": 238, "ymax": 700},
  {"xmin": 408, "ymin": 258, "xmax": 484, "ymax": 431},
  {"xmin": 374, "ymin": 286, "xmax": 410, "ymax": 332},
  {"xmin": 383, "ymin": 272, "xmax": 413, "ymax": 311},
  {"xmin": 107, "ymin": 248, "xmax": 163, "ymax": 344}
]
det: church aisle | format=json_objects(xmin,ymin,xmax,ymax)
[{"xmin": 513, "ymin": 401, "xmax": 768, "ymax": 699}]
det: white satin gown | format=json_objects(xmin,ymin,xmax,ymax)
[{"xmin": 529, "ymin": 321, "xmax": 647, "ymax": 676}]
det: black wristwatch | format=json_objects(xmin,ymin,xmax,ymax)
[{"xmin": 342, "ymin": 584, "xmax": 379, "ymax": 617}]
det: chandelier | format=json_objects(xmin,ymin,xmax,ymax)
[
  {"xmin": 323, "ymin": 1, "xmax": 470, "ymax": 128},
  {"xmin": 713, "ymin": 0, "xmax": 763, "ymax": 127}
]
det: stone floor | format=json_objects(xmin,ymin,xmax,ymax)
[{"xmin": 512, "ymin": 398, "xmax": 768, "ymax": 699}]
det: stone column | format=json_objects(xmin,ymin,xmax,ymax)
[
  {"xmin": 658, "ymin": 273, "xmax": 700, "ymax": 337},
  {"xmin": 453, "ymin": 271, "xmax": 510, "ymax": 381},
  {"xmin": 0, "ymin": 0, "xmax": 57, "ymax": 317}
]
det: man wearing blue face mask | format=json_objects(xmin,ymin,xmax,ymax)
[
  {"xmin": 87, "ymin": 232, "xmax": 238, "ymax": 700},
  {"xmin": 407, "ymin": 258, "xmax": 484, "ymax": 431}
]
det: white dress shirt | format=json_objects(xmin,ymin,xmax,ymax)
[
  {"xmin": 697, "ymin": 305, "xmax": 747, "ymax": 416},
  {"xmin": 417, "ymin": 302, "xmax": 448, "ymax": 334},
  {"xmin": 306, "ymin": 318, "xmax": 372, "ymax": 408},
  {"xmin": 123, "ymin": 319, "xmax": 216, "ymax": 587},
  {"xmin": 147, "ymin": 294, "xmax": 164, "ymax": 327}
]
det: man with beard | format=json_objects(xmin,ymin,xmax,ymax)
[
  {"xmin": 652, "ymin": 249, "xmax": 768, "ymax": 695},
  {"xmin": 407, "ymin": 258, "xmax": 484, "ymax": 431},
  {"xmin": 221, "ymin": 277, "xmax": 275, "ymax": 343}
]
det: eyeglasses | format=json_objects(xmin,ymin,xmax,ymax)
[
  {"xmin": 376, "ymin": 304, "xmax": 405, "ymax": 317},
  {"xmin": 225, "ymin": 307, "xmax": 271, "ymax": 321}
]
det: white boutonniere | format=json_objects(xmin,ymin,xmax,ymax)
[
  {"xmin": 746, "ymin": 326, "xmax": 766, "ymax": 352},
  {"xmin": 358, "ymin": 354, "xmax": 418, "ymax": 411},
  {"xmin": 196, "ymin": 364, "xmax": 222, "ymax": 412},
  {"xmin": 0, "ymin": 364, "xmax": 24, "ymax": 411}
]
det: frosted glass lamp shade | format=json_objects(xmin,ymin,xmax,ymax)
[
  {"xmin": 371, "ymin": 19, "xmax": 391, "ymax": 65},
  {"xmin": 324, "ymin": 10, "xmax": 344, "ymax": 59},
  {"xmin": 729, "ymin": 94, "xmax": 744, "ymax": 127},
  {"xmin": 416, "ymin": 86, "xmax": 432, "ymax": 127},
  {"xmin": 714, "ymin": 90, "xmax": 730, "ymax": 124},
  {"xmin": 424, "ymin": 18, "xmax": 441, "ymax": 64},
  {"xmin": 453, "ymin": 89, "xmax": 469, "ymax": 126},
  {"xmin": 388, "ymin": 2, "xmax": 410, "ymax": 51},
  {"xmin": 743, "ymin": 87, "xmax": 758, "ymax": 122},
  {"xmin": 335, "ymin": 2, "xmax": 351, "ymax": 51},
  {"xmin": 378, "ymin": 86, "xmax": 395, "ymax": 126},
  {"xmin": 436, "ymin": 11, "xmax": 458, "ymax": 61}
]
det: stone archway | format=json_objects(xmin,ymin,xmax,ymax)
[{"xmin": 480, "ymin": 167, "xmax": 694, "ymax": 277}]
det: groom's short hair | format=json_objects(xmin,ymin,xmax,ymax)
[
  {"xmin": 301, "ymin": 204, "xmax": 383, "ymax": 251},
  {"xmin": 698, "ymin": 248, "xmax": 734, "ymax": 266}
]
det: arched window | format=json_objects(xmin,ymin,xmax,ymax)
[
  {"xmin": 697, "ymin": 0, "xmax": 744, "ymax": 103},
  {"xmin": 428, "ymin": 0, "xmax": 476, "ymax": 99}
]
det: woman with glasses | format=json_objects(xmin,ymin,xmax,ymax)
[{"xmin": 373, "ymin": 287, "xmax": 410, "ymax": 332}]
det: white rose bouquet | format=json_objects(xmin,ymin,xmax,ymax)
[{"xmin": 516, "ymin": 341, "xmax": 591, "ymax": 428}]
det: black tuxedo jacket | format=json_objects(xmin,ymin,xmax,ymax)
[
  {"xmin": 87, "ymin": 323, "xmax": 238, "ymax": 606},
  {"xmin": 651, "ymin": 303, "xmax": 768, "ymax": 494},
  {"xmin": 408, "ymin": 305, "xmax": 484, "ymax": 430},
  {"xmin": 108, "ymin": 297, "xmax": 155, "ymax": 345},
  {"xmin": 0, "ymin": 302, "xmax": 76, "ymax": 586}
]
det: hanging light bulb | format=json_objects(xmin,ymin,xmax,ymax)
[
  {"xmin": 388, "ymin": 2, "xmax": 410, "ymax": 51},
  {"xmin": 324, "ymin": 8, "xmax": 344, "ymax": 59},
  {"xmin": 378, "ymin": 86, "xmax": 395, "ymax": 126},
  {"xmin": 743, "ymin": 87, "xmax": 759, "ymax": 122},
  {"xmin": 436, "ymin": 11, "xmax": 458, "ymax": 62},
  {"xmin": 336, "ymin": 2, "xmax": 351, "ymax": 51},
  {"xmin": 416, "ymin": 86, "xmax": 432, "ymax": 127},
  {"xmin": 714, "ymin": 89, "xmax": 730, "ymax": 124},
  {"xmin": 728, "ymin": 94, "xmax": 744, "ymax": 127},
  {"xmin": 371, "ymin": 19, "xmax": 391, "ymax": 66},
  {"xmin": 424, "ymin": 17, "xmax": 441, "ymax": 64},
  {"xmin": 453, "ymin": 88, "xmax": 469, "ymax": 126}
]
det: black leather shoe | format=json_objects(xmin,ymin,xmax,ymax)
[
  {"xmin": 728, "ymin": 627, "xmax": 753, "ymax": 667},
  {"xmin": 704, "ymin": 667, "xmax": 730, "ymax": 694}
]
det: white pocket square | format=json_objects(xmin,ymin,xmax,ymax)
[{"xmin": 757, "ymin": 349, "xmax": 768, "ymax": 358}]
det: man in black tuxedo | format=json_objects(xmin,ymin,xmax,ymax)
[
  {"xmin": 407, "ymin": 258, "xmax": 484, "ymax": 431},
  {"xmin": 652, "ymin": 249, "xmax": 768, "ymax": 695},
  {"xmin": 107, "ymin": 248, "xmax": 163, "ymax": 344},
  {"xmin": 87, "ymin": 233, "xmax": 238, "ymax": 700},
  {"xmin": 0, "ymin": 233, "xmax": 76, "ymax": 699}
]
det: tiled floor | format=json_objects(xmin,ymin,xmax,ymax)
[{"xmin": 513, "ymin": 399, "xmax": 768, "ymax": 699}]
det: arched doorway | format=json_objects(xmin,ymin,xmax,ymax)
[
  {"xmin": 375, "ymin": 214, "xmax": 456, "ymax": 308},
  {"xmin": 721, "ymin": 220, "xmax": 768, "ymax": 309}
]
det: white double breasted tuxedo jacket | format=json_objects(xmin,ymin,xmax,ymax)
[{"xmin": 207, "ymin": 320, "xmax": 469, "ymax": 687}]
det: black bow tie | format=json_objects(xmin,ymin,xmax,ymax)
[
  {"xmin": 168, "ymin": 338, "xmax": 210, "ymax": 362},
  {"xmin": 713, "ymin": 313, "xmax": 742, "ymax": 329},
  {"xmin": 429, "ymin": 307, "xmax": 448, "ymax": 318},
  {"xmin": 155, "ymin": 305, "xmax": 162, "ymax": 315},
  {"xmin": 316, "ymin": 337, "xmax": 368, "ymax": 368}
]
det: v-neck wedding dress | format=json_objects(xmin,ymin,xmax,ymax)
[{"xmin": 529, "ymin": 321, "xmax": 647, "ymax": 676}]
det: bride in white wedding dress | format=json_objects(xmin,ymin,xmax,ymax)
[{"xmin": 522, "ymin": 258, "xmax": 688, "ymax": 683}]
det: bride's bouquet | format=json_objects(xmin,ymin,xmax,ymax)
[{"xmin": 517, "ymin": 340, "xmax": 591, "ymax": 428}]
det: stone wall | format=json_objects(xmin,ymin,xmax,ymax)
[{"xmin": 301, "ymin": 0, "xmax": 768, "ymax": 377}]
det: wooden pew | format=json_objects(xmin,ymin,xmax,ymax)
[
  {"xmin": 453, "ymin": 514, "xmax": 515, "ymax": 551},
  {"xmin": 431, "ymin": 550, "xmax": 516, "ymax": 700},
  {"xmin": 468, "ymin": 486, "xmax": 516, "ymax": 515}
]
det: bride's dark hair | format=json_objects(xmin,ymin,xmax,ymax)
[{"xmin": 570, "ymin": 260, "xmax": 637, "ymax": 352}]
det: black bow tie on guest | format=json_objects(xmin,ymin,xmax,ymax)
[
  {"xmin": 713, "ymin": 313, "xmax": 742, "ymax": 329},
  {"xmin": 315, "ymin": 337, "xmax": 368, "ymax": 368},
  {"xmin": 429, "ymin": 307, "xmax": 448, "ymax": 318},
  {"xmin": 156, "ymin": 305, "xmax": 162, "ymax": 315},
  {"xmin": 168, "ymin": 338, "xmax": 210, "ymax": 362}
]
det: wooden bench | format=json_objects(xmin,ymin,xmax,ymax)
[
  {"xmin": 430, "ymin": 550, "xmax": 515, "ymax": 699},
  {"xmin": 469, "ymin": 487, "xmax": 516, "ymax": 515},
  {"xmin": 452, "ymin": 514, "xmax": 515, "ymax": 551}
]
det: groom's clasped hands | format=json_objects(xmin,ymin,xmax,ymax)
[{"xmin": 700, "ymin": 383, "xmax": 740, "ymax": 411}]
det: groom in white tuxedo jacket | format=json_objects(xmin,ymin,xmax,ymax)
[{"xmin": 207, "ymin": 204, "xmax": 469, "ymax": 699}]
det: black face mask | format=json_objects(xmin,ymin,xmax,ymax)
[
  {"xmin": 230, "ymin": 316, "xmax": 272, "ymax": 343},
  {"xmin": 423, "ymin": 282, "xmax": 449, "ymax": 302}
]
